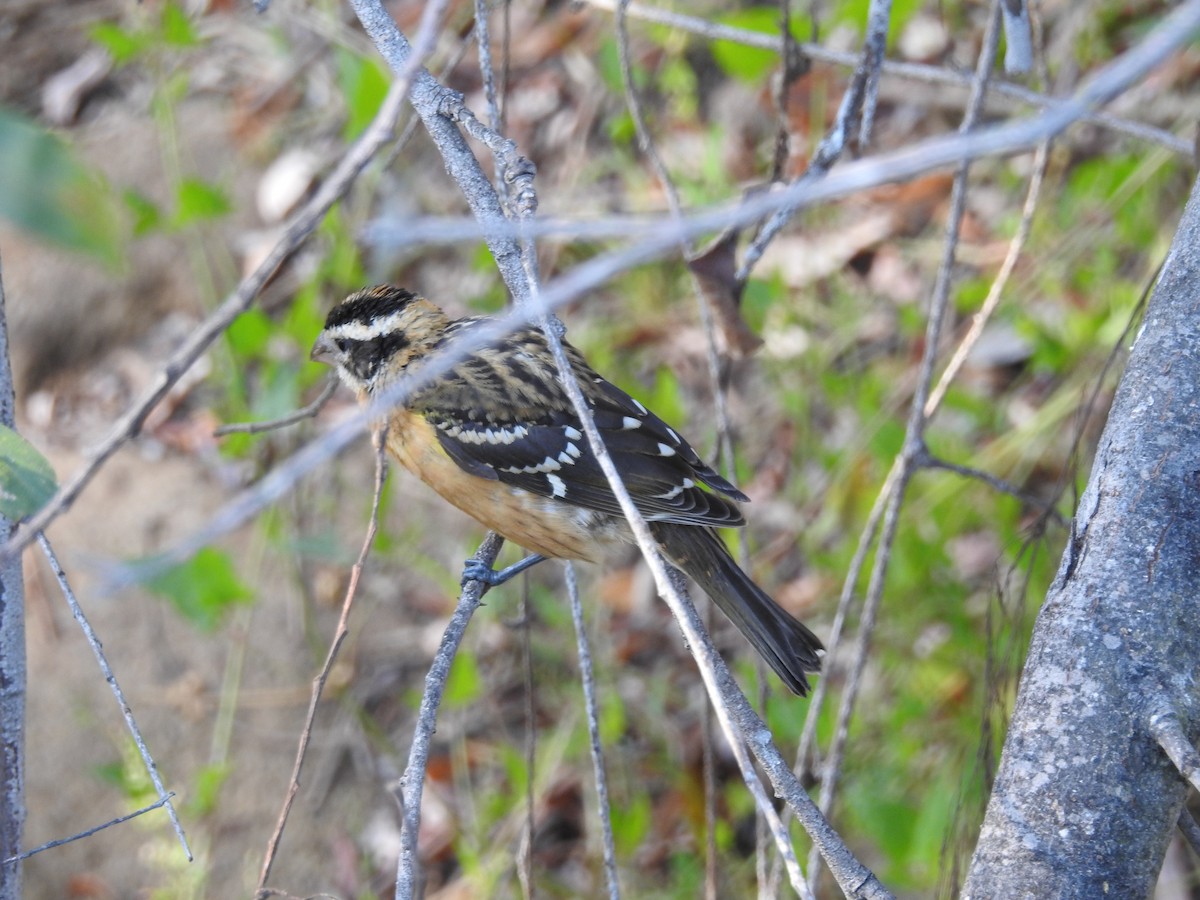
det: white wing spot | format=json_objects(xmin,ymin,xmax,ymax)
[
  {"xmin": 501, "ymin": 456, "xmax": 562, "ymax": 475},
  {"xmin": 657, "ymin": 443, "xmax": 676, "ymax": 457},
  {"xmin": 564, "ymin": 442, "xmax": 582, "ymax": 458},
  {"xmin": 654, "ymin": 478, "xmax": 695, "ymax": 501},
  {"xmin": 621, "ymin": 416, "xmax": 641, "ymax": 430},
  {"xmin": 632, "ymin": 398, "xmax": 648, "ymax": 414},
  {"xmin": 564, "ymin": 426, "xmax": 583, "ymax": 440},
  {"xmin": 665, "ymin": 426, "xmax": 680, "ymax": 443},
  {"xmin": 547, "ymin": 473, "xmax": 568, "ymax": 498},
  {"xmin": 557, "ymin": 450, "xmax": 576, "ymax": 465}
]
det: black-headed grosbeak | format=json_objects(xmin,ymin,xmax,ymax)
[{"xmin": 310, "ymin": 284, "xmax": 823, "ymax": 694}]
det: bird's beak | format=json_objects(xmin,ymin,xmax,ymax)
[{"xmin": 310, "ymin": 333, "xmax": 337, "ymax": 365}]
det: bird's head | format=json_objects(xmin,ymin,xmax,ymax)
[{"xmin": 311, "ymin": 285, "xmax": 450, "ymax": 394}]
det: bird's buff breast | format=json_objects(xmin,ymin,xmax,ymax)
[{"xmin": 385, "ymin": 408, "xmax": 622, "ymax": 563}]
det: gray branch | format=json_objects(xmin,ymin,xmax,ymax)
[{"xmin": 963, "ymin": 172, "xmax": 1200, "ymax": 898}]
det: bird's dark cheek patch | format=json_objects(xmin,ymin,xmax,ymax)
[{"xmin": 347, "ymin": 345, "xmax": 380, "ymax": 382}]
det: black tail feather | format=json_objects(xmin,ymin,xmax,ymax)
[{"xmin": 651, "ymin": 524, "xmax": 824, "ymax": 695}]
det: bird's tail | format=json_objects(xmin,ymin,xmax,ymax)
[{"xmin": 651, "ymin": 524, "xmax": 823, "ymax": 695}]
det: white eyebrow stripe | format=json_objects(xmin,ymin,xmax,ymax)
[{"xmin": 328, "ymin": 313, "xmax": 405, "ymax": 341}]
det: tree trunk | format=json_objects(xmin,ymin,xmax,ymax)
[
  {"xmin": 0, "ymin": 251, "xmax": 25, "ymax": 898},
  {"xmin": 963, "ymin": 174, "xmax": 1200, "ymax": 897}
]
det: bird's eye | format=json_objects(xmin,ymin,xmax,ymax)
[{"xmin": 335, "ymin": 338, "xmax": 349, "ymax": 352}]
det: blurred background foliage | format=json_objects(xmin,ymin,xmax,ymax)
[{"xmin": 2, "ymin": 0, "xmax": 1194, "ymax": 896}]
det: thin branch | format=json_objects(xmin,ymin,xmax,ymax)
[
  {"xmin": 1001, "ymin": 0, "xmax": 1034, "ymax": 75},
  {"xmin": 3, "ymin": 795, "xmax": 175, "ymax": 864},
  {"xmin": 582, "ymin": 0, "xmax": 1193, "ymax": 156},
  {"xmin": 858, "ymin": 0, "xmax": 892, "ymax": 147},
  {"xmin": 1178, "ymin": 808, "xmax": 1200, "ymax": 859},
  {"xmin": 924, "ymin": 138, "xmax": 1050, "ymax": 417},
  {"xmin": 213, "ymin": 377, "xmax": 338, "ymax": 437},
  {"xmin": 809, "ymin": 0, "xmax": 1004, "ymax": 882},
  {"xmin": 1148, "ymin": 709, "xmax": 1200, "ymax": 793},
  {"xmin": 565, "ymin": 562, "xmax": 621, "ymax": 900},
  {"xmin": 517, "ymin": 587, "xmax": 535, "ymax": 900},
  {"xmin": 36, "ymin": 533, "xmax": 191, "ymax": 861},
  {"xmin": 393, "ymin": 532, "xmax": 504, "ymax": 900},
  {"xmin": 921, "ymin": 452, "xmax": 1067, "ymax": 526},
  {"xmin": 255, "ymin": 433, "xmax": 388, "ymax": 894}
]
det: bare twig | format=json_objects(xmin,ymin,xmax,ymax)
[
  {"xmin": 213, "ymin": 378, "xmax": 338, "ymax": 437},
  {"xmin": 565, "ymin": 562, "xmax": 621, "ymax": 900},
  {"xmin": 808, "ymin": 1, "xmax": 1005, "ymax": 883},
  {"xmin": 394, "ymin": 532, "xmax": 504, "ymax": 899},
  {"xmin": 1001, "ymin": 0, "xmax": 1034, "ymax": 75},
  {"xmin": 3, "ymin": 795, "xmax": 176, "ymax": 864},
  {"xmin": 517, "ymin": 587, "xmax": 535, "ymax": 900},
  {"xmin": 1178, "ymin": 808, "xmax": 1200, "ymax": 858},
  {"xmin": 858, "ymin": 0, "xmax": 892, "ymax": 147},
  {"xmin": 255, "ymin": 436, "xmax": 388, "ymax": 894},
  {"xmin": 36, "ymin": 534, "xmax": 191, "ymax": 861},
  {"xmin": 924, "ymin": 138, "xmax": 1050, "ymax": 416},
  {"xmin": 1148, "ymin": 709, "xmax": 1200, "ymax": 793},
  {"xmin": 921, "ymin": 453, "xmax": 1067, "ymax": 526}
]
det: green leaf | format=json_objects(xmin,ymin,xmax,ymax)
[
  {"xmin": 89, "ymin": 21, "xmax": 153, "ymax": 64},
  {"xmin": 0, "ymin": 107, "xmax": 124, "ymax": 263},
  {"xmin": 444, "ymin": 651, "xmax": 482, "ymax": 708},
  {"xmin": 186, "ymin": 763, "xmax": 229, "ymax": 816},
  {"xmin": 0, "ymin": 425, "xmax": 57, "ymax": 520},
  {"xmin": 160, "ymin": 1, "xmax": 200, "ymax": 47},
  {"xmin": 146, "ymin": 547, "xmax": 254, "ymax": 631},
  {"xmin": 227, "ymin": 309, "xmax": 273, "ymax": 358},
  {"xmin": 335, "ymin": 50, "xmax": 389, "ymax": 139},
  {"xmin": 171, "ymin": 177, "xmax": 231, "ymax": 228},
  {"xmin": 123, "ymin": 189, "xmax": 162, "ymax": 235}
]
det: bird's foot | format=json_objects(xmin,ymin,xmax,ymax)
[{"xmin": 460, "ymin": 554, "xmax": 548, "ymax": 588}]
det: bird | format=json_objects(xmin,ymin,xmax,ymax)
[{"xmin": 310, "ymin": 284, "xmax": 823, "ymax": 694}]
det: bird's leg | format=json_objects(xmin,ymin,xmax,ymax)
[{"xmin": 461, "ymin": 553, "xmax": 548, "ymax": 587}]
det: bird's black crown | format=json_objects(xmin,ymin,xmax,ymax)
[{"xmin": 324, "ymin": 285, "xmax": 418, "ymax": 330}]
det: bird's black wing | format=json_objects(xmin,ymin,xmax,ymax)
[{"xmin": 414, "ymin": 326, "xmax": 746, "ymax": 528}]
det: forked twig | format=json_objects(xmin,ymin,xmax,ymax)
[{"xmin": 3, "ymin": 795, "xmax": 176, "ymax": 864}]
